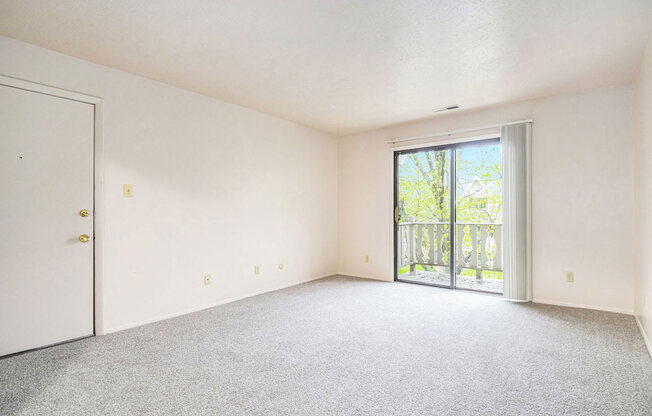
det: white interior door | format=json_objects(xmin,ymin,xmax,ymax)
[{"xmin": 0, "ymin": 84, "xmax": 94, "ymax": 356}]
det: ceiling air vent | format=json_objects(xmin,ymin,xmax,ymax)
[{"xmin": 433, "ymin": 105, "xmax": 460, "ymax": 113}]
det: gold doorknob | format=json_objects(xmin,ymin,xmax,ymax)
[
  {"xmin": 79, "ymin": 234, "xmax": 91, "ymax": 243},
  {"xmin": 79, "ymin": 209, "xmax": 90, "ymax": 217}
]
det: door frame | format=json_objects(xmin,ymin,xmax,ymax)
[
  {"xmin": 393, "ymin": 137, "xmax": 500, "ymax": 289},
  {"xmin": 0, "ymin": 75, "xmax": 106, "ymax": 336}
]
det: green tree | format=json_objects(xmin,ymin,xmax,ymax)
[
  {"xmin": 398, "ymin": 146, "xmax": 501, "ymax": 224},
  {"xmin": 398, "ymin": 151, "xmax": 450, "ymax": 222}
]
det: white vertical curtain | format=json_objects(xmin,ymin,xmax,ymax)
[{"xmin": 501, "ymin": 122, "xmax": 532, "ymax": 301}]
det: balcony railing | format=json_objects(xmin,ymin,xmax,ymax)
[{"xmin": 398, "ymin": 217, "xmax": 502, "ymax": 279}]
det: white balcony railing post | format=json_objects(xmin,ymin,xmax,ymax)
[
  {"xmin": 398, "ymin": 224, "xmax": 403, "ymax": 267},
  {"xmin": 494, "ymin": 224, "xmax": 502, "ymax": 271},
  {"xmin": 407, "ymin": 216, "xmax": 415, "ymax": 273},
  {"xmin": 456, "ymin": 224, "xmax": 465, "ymax": 272},
  {"xmin": 476, "ymin": 224, "xmax": 494, "ymax": 280},
  {"xmin": 427, "ymin": 224, "xmax": 435, "ymax": 265},
  {"xmin": 436, "ymin": 224, "xmax": 445, "ymax": 265}
]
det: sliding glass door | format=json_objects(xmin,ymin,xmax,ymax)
[
  {"xmin": 395, "ymin": 148, "xmax": 453, "ymax": 287},
  {"xmin": 394, "ymin": 139, "xmax": 503, "ymax": 294}
]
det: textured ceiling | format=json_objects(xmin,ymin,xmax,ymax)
[{"xmin": 0, "ymin": 0, "xmax": 651, "ymax": 135}]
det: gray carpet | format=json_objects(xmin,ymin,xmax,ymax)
[{"xmin": 1, "ymin": 276, "xmax": 650, "ymax": 415}]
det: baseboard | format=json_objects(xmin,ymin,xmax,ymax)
[
  {"xmin": 337, "ymin": 272, "xmax": 392, "ymax": 282},
  {"xmin": 104, "ymin": 273, "xmax": 335, "ymax": 334},
  {"xmin": 334, "ymin": 278, "xmax": 635, "ymax": 316},
  {"xmin": 532, "ymin": 298, "xmax": 634, "ymax": 315},
  {"xmin": 634, "ymin": 314, "xmax": 652, "ymax": 358}
]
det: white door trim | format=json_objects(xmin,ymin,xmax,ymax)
[{"xmin": 0, "ymin": 74, "xmax": 107, "ymax": 336}]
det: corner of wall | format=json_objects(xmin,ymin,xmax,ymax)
[{"xmin": 633, "ymin": 34, "xmax": 652, "ymax": 357}]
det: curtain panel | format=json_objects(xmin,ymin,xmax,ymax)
[{"xmin": 501, "ymin": 122, "xmax": 532, "ymax": 301}]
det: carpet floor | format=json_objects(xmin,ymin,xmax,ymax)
[{"xmin": 1, "ymin": 276, "xmax": 651, "ymax": 415}]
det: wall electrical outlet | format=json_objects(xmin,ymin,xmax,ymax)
[
  {"xmin": 254, "ymin": 265, "xmax": 260, "ymax": 275},
  {"xmin": 365, "ymin": 255, "xmax": 370, "ymax": 263},
  {"xmin": 566, "ymin": 272, "xmax": 574, "ymax": 283},
  {"xmin": 204, "ymin": 274, "xmax": 211, "ymax": 285}
]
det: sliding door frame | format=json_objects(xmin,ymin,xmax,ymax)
[{"xmin": 393, "ymin": 137, "xmax": 500, "ymax": 290}]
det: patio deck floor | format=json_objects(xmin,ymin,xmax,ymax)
[{"xmin": 398, "ymin": 270, "xmax": 503, "ymax": 294}]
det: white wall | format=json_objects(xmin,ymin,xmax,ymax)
[
  {"xmin": 0, "ymin": 36, "xmax": 338, "ymax": 333},
  {"xmin": 338, "ymin": 84, "xmax": 635, "ymax": 314},
  {"xmin": 634, "ymin": 36, "xmax": 652, "ymax": 351}
]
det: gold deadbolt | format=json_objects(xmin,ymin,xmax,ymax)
[
  {"xmin": 79, "ymin": 209, "xmax": 90, "ymax": 217},
  {"xmin": 78, "ymin": 234, "xmax": 91, "ymax": 243}
]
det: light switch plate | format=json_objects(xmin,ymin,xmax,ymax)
[{"xmin": 123, "ymin": 184, "xmax": 133, "ymax": 197}]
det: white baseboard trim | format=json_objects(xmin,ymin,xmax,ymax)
[
  {"xmin": 336, "ymin": 272, "xmax": 392, "ymax": 282},
  {"xmin": 334, "ymin": 277, "xmax": 636, "ymax": 316},
  {"xmin": 635, "ymin": 314, "xmax": 652, "ymax": 358},
  {"xmin": 104, "ymin": 273, "xmax": 336, "ymax": 334},
  {"xmin": 532, "ymin": 298, "xmax": 634, "ymax": 315}
]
